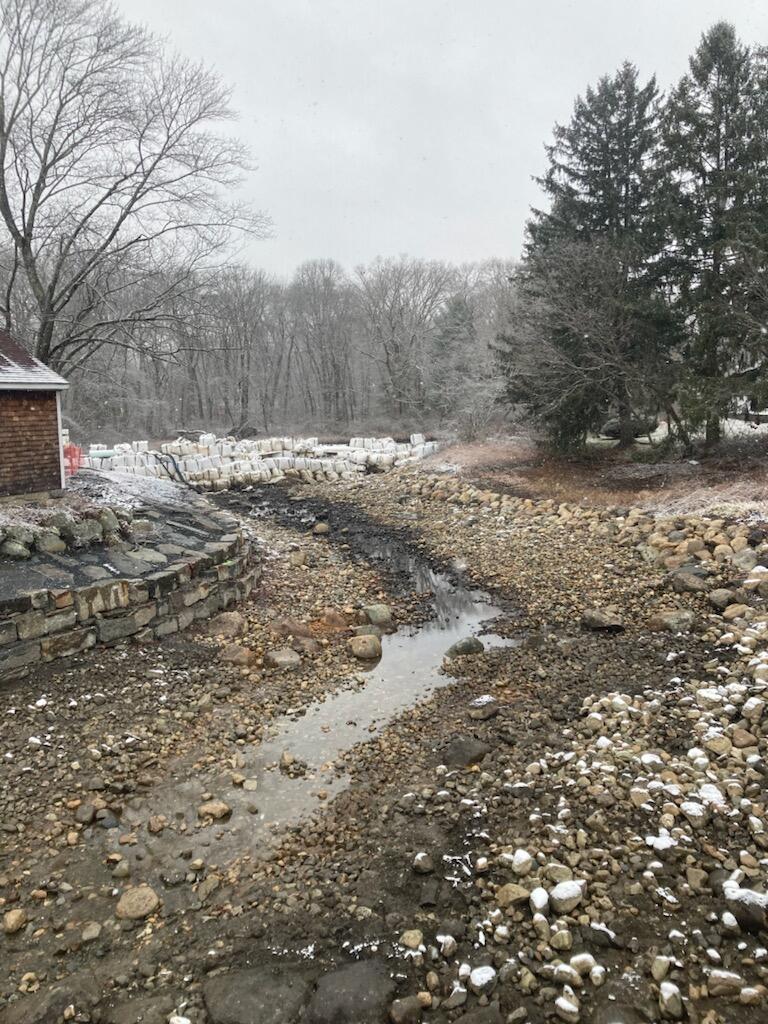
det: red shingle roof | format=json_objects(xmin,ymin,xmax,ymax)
[{"xmin": 0, "ymin": 330, "xmax": 68, "ymax": 391}]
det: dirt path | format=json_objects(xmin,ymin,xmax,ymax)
[{"xmin": 1, "ymin": 471, "xmax": 767, "ymax": 1024}]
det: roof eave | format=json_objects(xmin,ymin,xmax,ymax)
[{"xmin": 0, "ymin": 381, "xmax": 69, "ymax": 391}]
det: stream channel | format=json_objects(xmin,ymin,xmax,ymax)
[{"xmin": 106, "ymin": 504, "xmax": 517, "ymax": 897}]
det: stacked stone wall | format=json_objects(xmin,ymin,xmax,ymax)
[{"xmin": 0, "ymin": 530, "xmax": 258, "ymax": 682}]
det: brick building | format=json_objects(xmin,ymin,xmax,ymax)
[{"xmin": 0, "ymin": 331, "xmax": 69, "ymax": 497}]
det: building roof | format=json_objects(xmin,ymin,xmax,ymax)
[{"xmin": 0, "ymin": 330, "xmax": 68, "ymax": 391}]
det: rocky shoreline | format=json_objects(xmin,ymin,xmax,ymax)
[{"xmin": 1, "ymin": 468, "xmax": 768, "ymax": 1023}]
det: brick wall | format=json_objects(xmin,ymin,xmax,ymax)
[{"xmin": 0, "ymin": 390, "xmax": 62, "ymax": 497}]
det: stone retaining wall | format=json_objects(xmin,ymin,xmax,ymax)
[{"xmin": 0, "ymin": 529, "xmax": 259, "ymax": 683}]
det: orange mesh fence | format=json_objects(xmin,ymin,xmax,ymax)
[{"xmin": 63, "ymin": 443, "xmax": 83, "ymax": 478}]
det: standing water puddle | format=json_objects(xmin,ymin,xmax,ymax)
[{"xmin": 112, "ymin": 533, "xmax": 516, "ymax": 880}]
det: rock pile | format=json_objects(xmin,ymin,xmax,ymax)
[
  {"xmin": 82, "ymin": 433, "xmax": 439, "ymax": 489},
  {"xmin": 356, "ymin": 475, "xmax": 768, "ymax": 1021},
  {"xmin": 383, "ymin": 598, "xmax": 768, "ymax": 1021},
  {"xmin": 408, "ymin": 474, "xmax": 768, "ymax": 626}
]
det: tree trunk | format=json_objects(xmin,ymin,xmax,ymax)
[
  {"xmin": 705, "ymin": 414, "xmax": 721, "ymax": 447},
  {"xmin": 238, "ymin": 342, "xmax": 251, "ymax": 430},
  {"xmin": 617, "ymin": 386, "xmax": 634, "ymax": 448},
  {"xmin": 35, "ymin": 313, "xmax": 56, "ymax": 367},
  {"xmin": 666, "ymin": 405, "xmax": 693, "ymax": 453}
]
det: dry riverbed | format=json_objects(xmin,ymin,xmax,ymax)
[{"xmin": 1, "ymin": 468, "xmax": 768, "ymax": 1024}]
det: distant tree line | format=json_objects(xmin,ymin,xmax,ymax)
[
  {"xmin": 62, "ymin": 256, "xmax": 510, "ymax": 441},
  {"xmin": 497, "ymin": 22, "xmax": 768, "ymax": 449}
]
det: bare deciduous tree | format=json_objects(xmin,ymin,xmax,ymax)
[
  {"xmin": 354, "ymin": 256, "xmax": 455, "ymax": 416},
  {"xmin": 61, "ymin": 256, "xmax": 514, "ymax": 442},
  {"xmin": 0, "ymin": 0, "xmax": 267, "ymax": 371},
  {"xmin": 290, "ymin": 259, "xmax": 357, "ymax": 423}
]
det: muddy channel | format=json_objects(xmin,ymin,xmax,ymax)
[{"xmin": 98, "ymin": 491, "xmax": 517, "ymax": 898}]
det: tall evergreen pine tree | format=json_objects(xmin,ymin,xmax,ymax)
[
  {"xmin": 664, "ymin": 22, "xmax": 765, "ymax": 443},
  {"xmin": 502, "ymin": 63, "xmax": 668, "ymax": 447},
  {"xmin": 530, "ymin": 61, "xmax": 662, "ymax": 254}
]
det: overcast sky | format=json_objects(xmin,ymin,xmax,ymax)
[{"xmin": 122, "ymin": 0, "xmax": 768, "ymax": 278}]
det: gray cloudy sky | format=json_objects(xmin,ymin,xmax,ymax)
[{"xmin": 123, "ymin": 0, "xmax": 768, "ymax": 278}]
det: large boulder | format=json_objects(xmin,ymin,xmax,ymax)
[
  {"xmin": 204, "ymin": 968, "xmax": 312, "ymax": 1024},
  {"xmin": 220, "ymin": 644, "xmax": 256, "ymax": 666},
  {"xmin": 496, "ymin": 883, "xmax": 530, "ymax": 907},
  {"xmin": 549, "ymin": 879, "xmax": 586, "ymax": 913},
  {"xmin": 207, "ymin": 611, "xmax": 246, "ymax": 638},
  {"xmin": 60, "ymin": 518, "xmax": 104, "ymax": 547},
  {"xmin": 98, "ymin": 508, "xmax": 120, "ymax": 533},
  {"xmin": 445, "ymin": 637, "xmax": 484, "ymax": 658},
  {"xmin": 272, "ymin": 616, "xmax": 313, "ymax": 638},
  {"xmin": 732, "ymin": 548, "xmax": 759, "ymax": 572},
  {"xmin": 722, "ymin": 881, "xmax": 768, "ymax": 933},
  {"xmin": 0, "ymin": 540, "xmax": 30, "ymax": 559},
  {"xmin": 197, "ymin": 800, "xmax": 232, "ymax": 820},
  {"xmin": 291, "ymin": 635, "xmax": 322, "ymax": 656},
  {"xmin": 468, "ymin": 695, "xmax": 500, "ymax": 720},
  {"xmin": 34, "ymin": 530, "xmax": 66, "ymax": 554},
  {"xmin": 440, "ymin": 735, "xmax": 491, "ymax": 766},
  {"xmin": 669, "ymin": 570, "xmax": 709, "ymax": 594},
  {"xmin": 3, "ymin": 908, "xmax": 26, "ymax": 934},
  {"xmin": 709, "ymin": 588, "xmax": 734, "ymax": 610},
  {"xmin": 115, "ymin": 885, "xmax": 160, "ymax": 920},
  {"xmin": 305, "ymin": 961, "xmax": 395, "ymax": 1024},
  {"xmin": 264, "ymin": 647, "xmax": 302, "ymax": 671},
  {"xmin": 364, "ymin": 603, "xmax": 392, "ymax": 628},
  {"xmin": 4, "ymin": 525, "xmax": 34, "ymax": 545}
]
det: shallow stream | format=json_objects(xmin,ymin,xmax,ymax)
[{"xmin": 109, "ymin": 513, "xmax": 516, "ymax": 888}]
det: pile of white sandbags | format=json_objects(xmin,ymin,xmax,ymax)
[{"xmin": 81, "ymin": 433, "xmax": 438, "ymax": 489}]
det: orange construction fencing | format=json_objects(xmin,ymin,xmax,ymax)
[{"xmin": 63, "ymin": 443, "xmax": 83, "ymax": 478}]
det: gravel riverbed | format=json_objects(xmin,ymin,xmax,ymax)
[{"xmin": 1, "ymin": 468, "xmax": 768, "ymax": 1024}]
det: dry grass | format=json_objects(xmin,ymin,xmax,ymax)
[{"xmin": 423, "ymin": 434, "xmax": 768, "ymax": 521}]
